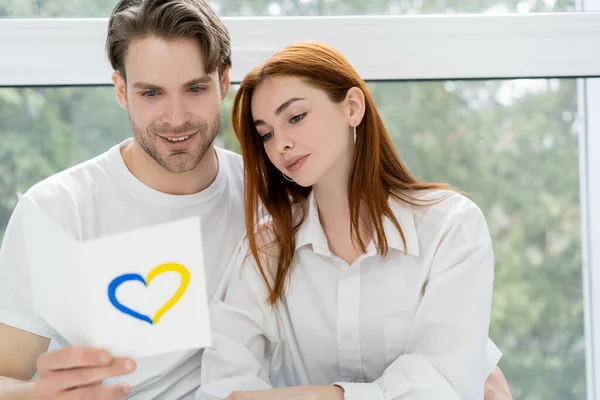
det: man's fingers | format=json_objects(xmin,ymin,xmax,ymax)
[
  {"xmin": 60, "ymin": 382, "xmax": 131, "ymax": 400},
  {"xmin": 37, "ymin": 348, "xmax": 112, "ymax": 373},
  {"xmin": 36, "ymin": 358, "xmax": 135, "ymax": 393}
]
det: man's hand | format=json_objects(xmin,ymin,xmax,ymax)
[
  {"xmin": 223, "ymin": 385, "xmax": 344, "ymax": 400},
  {"xmin": 34, "ymin": 347, "xmax": 135, "ymax": 400},
  {"xmin": 485, "ymin": 366, "xmax": 512, "ymax": 400}
]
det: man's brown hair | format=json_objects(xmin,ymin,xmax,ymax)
[{"xmin": 106, "ymin": 0, "xmax": 231, "ymax": 80}]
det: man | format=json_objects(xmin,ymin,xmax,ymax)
[
  {"xmin": 0, "ymin": 0, "xmax": 512, "ymax": 399},
  {"xmin": 0, "ymin": 0, "xmax": 240, "ymax": 398}
]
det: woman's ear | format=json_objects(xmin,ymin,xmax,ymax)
[{"xmin": 345, "ymin": 86, "xmax": 366, "ymax": 126}]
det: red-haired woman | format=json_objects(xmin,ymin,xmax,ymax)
[{"xmin": 198, "ymin": 41, "xmax": 511, "ymax": 400}]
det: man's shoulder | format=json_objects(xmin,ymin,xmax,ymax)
[{"xmin": 22, "ymin": 148, "xmax": 116, "ymax": 222}]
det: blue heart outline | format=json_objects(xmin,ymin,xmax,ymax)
[{"xmin": 107, "ymin": 274, "xmax": 153, "ymax": 324}]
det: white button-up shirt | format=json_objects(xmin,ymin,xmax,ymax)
[{"xmin": 198, "ymin": 190, "xmax": 501, "ymax": 400}]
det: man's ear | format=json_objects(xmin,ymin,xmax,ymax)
[
  {"xmin": 112, "ymin": 71, "xmax": 127, "ymax": 110},
  {"xmin": 219, "ymin": 66, "xmax": 231, "ymax": 101}
]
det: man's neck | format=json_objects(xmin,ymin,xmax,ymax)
[{"xmin": 120, "ymin": 140, "xmax": 219, "ymax": 196}]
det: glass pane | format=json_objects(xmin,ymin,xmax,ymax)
[
  {"xmin": 371, "ymin": 79, "xmax": 585, "ymax": 400},
  {"xmin": 0, "ymin": 78, "xmax": 585, "ymax": 399},
  {"xmin": 0, "ymin": 0, "xmax": 577, "ymax": 18}
]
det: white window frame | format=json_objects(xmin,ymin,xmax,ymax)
[
  {"xmin": 581, "ymin": 3, "xmax": 600, "ymax": 400},
  {"xmin": 0, "ymin": 11, "xmax": 599, "ymax": 400},
  {"xmin": 1, "ymin": 13, "xmax": 600, "ymax": 84}
]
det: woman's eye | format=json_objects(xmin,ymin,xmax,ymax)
[{"xmin": 290, "ymin": 113, "xmax": 306, "ymax": 123}]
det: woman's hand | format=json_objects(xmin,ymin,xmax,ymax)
[
  {"xmin": 484, "ymin": 367, "xmax": 513, "ymax": 400},
  {"xmin": 224, "ymin": 385, "xmax": 344, "ymax": 400}
]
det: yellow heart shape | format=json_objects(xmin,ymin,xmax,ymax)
[{"xmin": 146, "ymin": 262, "xmax": 190, "ymax": 324}]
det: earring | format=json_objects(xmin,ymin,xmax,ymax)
[
  {"xmin": 353, "ymin": 124, "xmax": 357, "ymax": 144},
  {"xmin": 282, "ymin": 171, "xmax": 294, "ymax": 182}
]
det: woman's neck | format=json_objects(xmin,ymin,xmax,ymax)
[{"xmin": 312, "ymin": 177, "xmax": 372, "ymax": 265}]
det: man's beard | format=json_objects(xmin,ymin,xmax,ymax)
[{"xmin": 129, "ymin": 113, "xmax": 221, "ymax": 174}]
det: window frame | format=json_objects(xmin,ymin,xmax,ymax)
[
  {"xmin": 0, "ymin": 11, "xmax": 599, "ymax": 400},
  {"xmin": 0, "ymin": 13, "xmax": 600, "ymax": 85}
]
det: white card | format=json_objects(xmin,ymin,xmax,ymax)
[{"xmin": 17, "ymin": 194, "xmax": 212, "ymax": 358}]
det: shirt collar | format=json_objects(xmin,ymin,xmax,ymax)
[
  {"xmin": 295, "ymin": 192, "xmax": 420, "ymax": 257},
  {"xmin": 295, "ymin": 191, "xmax": 330, "ymax": 254},
  {"xmin": 383, "ymin": 199, "xmax": 420, "ymax": 257}
]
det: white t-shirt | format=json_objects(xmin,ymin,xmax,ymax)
[{"xmin": 0, "ymin": 139, "xmax": 245, "ymax": 399}]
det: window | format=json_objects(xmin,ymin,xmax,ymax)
[
  {"xmin": 0, "ymin": 78, "xmax": 586, "ymax": 398},
  {"xmin": 1, "ymin": 0, "xmax": 599, "ymax": 398}
]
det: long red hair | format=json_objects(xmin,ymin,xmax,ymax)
[{"xmin": 232, "ymin": 41, "xmax": 451, "ymax": 305}]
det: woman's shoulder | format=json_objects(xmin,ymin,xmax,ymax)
[
  {"xmin": 392, "ymin": 189, "xmax": 490, "ymax": 247},
  {"xmin": 413, "ymin": 189, "xmax": 483, "ymax": 216}
]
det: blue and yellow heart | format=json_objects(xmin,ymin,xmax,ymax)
[{"xmin": 107, "ymin": 263, "xmax": 190, "ymax": 325}]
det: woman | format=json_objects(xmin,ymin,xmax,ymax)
[{"xmin": 198, "ymin": 41, "xmax": 504, "ymax": 400}]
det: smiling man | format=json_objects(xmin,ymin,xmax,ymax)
[{"xmin": 0, "ymin": 1, "xmax": 243, "ymax": 399}]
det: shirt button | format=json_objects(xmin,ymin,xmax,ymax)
[{"xmin": 343, "ymin": 332, "xmax": 353, "ymax": 340}]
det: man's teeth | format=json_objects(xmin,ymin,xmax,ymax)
[{"xmin": 167, "ymin": 136, "xmax": 189, "ymax": 142}]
